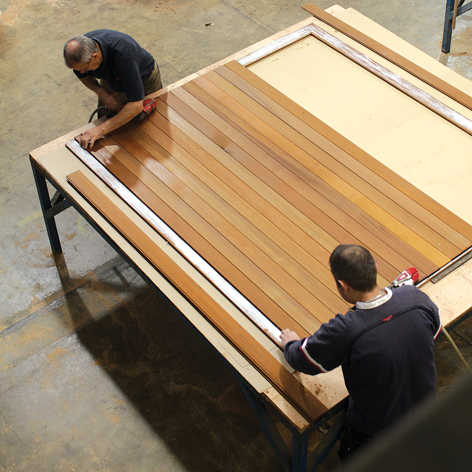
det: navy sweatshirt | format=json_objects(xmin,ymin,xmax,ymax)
[{"xmin": 284, "ymin": 285, "xmax": 441, "ymax": 436}]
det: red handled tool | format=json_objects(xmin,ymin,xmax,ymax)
[
  {"xmin": 137, "ymin": 98, "xmax": 157, "ymax": 121},
  {"xmin": 389, "ymin": 267, "xmax": 419, "ymax": 289}
]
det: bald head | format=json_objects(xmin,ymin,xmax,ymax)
[
  {"xmin": 329, "ymin": 244, "xmax": 378, "ymax": 292},
  {"xmin": 63, "ymin": 35, "xmax": 98, "ymax": 68}
]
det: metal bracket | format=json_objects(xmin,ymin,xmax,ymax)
[{"xmin": 431, "ymin": 250, "xmax": 472, "ymax": 284}]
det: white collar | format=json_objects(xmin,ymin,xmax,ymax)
[{"xmin": 356, "ymin": 287, "xmax": 392, "ymax": 310}]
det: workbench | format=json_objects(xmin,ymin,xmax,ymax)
[{"xmin": 30, "ymin": 5, "xmax": 472, "ymax": 471}]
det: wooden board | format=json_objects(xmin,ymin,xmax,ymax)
[{"xmin": 66, "ymin": 54, "xmax": 472, "ymax": 417}]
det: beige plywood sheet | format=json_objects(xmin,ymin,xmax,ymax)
[{"xmin": 248, "ymin": 12, "xmax": 472, "ymax": 226}]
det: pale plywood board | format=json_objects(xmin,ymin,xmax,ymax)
[
  {"xmin": 421, "ymin": 258, "xmax": 472, "ymax": 327},
  {"xmin": 248, "ymin": 12, "xmax": 472, "ymax": 225}
]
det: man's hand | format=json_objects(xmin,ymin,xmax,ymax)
[
  {"xmin": 78, "ymin": 100, "xmax": 143, "ymax": 150},
  {"xmin": 79, "ymin": 126, "xmax": 105, "ymax": 150},
  {"xmin": 280, "ymin": 329, "xmax": 300, "ymax": 348}
]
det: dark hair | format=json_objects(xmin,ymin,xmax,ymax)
[
  {"xmin": 63, "ymin": 36, "xmax": 98, "ymax": 68},
  {"xmin": 329, "ymin": 245, "xmax": 377, "ymax": 292}
]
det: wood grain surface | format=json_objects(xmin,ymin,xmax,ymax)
[
  {"xmin": 67, "ymin": 57, "xmax": 472, "ymax": 417},
  {"xmin": 74, "ymin": 60, "xmax": 472, "ymax": 336}
]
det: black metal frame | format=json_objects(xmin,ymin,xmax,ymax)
[
  {"xmin": 442, "ymin": 0, "xmax": 472, "ymax": 53},
  {"xmin": 30, "ymin": 156, "xmax": 346, "ymax": 472}
]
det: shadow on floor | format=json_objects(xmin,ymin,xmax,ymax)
[{"xmin": 54, "ymin": 253, "xmax": 288, "ymax": 472}]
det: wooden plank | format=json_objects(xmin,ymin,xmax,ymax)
[
  {"xmin": 101, "ymin": 132, "xmax": 334, "ymax": 329},
  {"xmin": 224, "ymin": 60, "xmax": 472, "ymax": 243},
  {"xmin": 179, "ymin": 75, "xmax": 449, "ymax": 269},
  {"xmin": 302, "ymin": 3, "xmax": 472, "ymax": 113},
  {"xmin": 88, "ymin": 141, "xmax": 313, "ymax": 337},
  {"xmin": 66, "ymin": 169, "xmax": 327, "ymax": 422}
]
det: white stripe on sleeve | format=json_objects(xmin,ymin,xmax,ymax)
[{"xmin": 301, "ymin": 338, "xmax": 328, "ymax": 373}]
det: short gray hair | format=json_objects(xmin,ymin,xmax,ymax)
[{"xmin": 63, "ymin": 36, "xmax": 98, "ymax": 67}]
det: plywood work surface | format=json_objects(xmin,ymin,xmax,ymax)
[{"xmin": 249, "ymin": 9, "xmax": 472, "ymax": 224}]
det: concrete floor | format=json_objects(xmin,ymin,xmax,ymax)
[{"xmin": 2, "ymin": 0, "xmax": 472, "ymax": 470}]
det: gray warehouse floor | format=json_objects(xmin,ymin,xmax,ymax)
[{"xmin": 2, "ymin": 0, "xmax": 472, "ymax": 471}]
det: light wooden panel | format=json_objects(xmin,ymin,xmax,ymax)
[{"xmin": 67, "ymin": 59, "xmax": 472, "ymax": 418}]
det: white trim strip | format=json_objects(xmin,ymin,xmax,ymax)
[
  {"xmin": 238, "ymin": 25, "xmax": 314, "ymax": 66},
  {"xmin": 238, "ymin": 23, "xmax": 472, "ymax": 137},
  {"xmin": 66, "ymin": 140, "xmax": 283, "ymax": 347}
]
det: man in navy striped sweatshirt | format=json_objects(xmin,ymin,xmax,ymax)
[{"xmin": 281, "ymin": 244, "xmax": 441, "ymax": 461}]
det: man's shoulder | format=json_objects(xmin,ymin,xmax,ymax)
[
  {"xmin": 85, "ymin": 29, "xmax": 135, "ymax": 45},
  {"xmin": 391, "ymin": 285, "xmax": 436, "ymax": 308},
  {"xmin": 85, "ymin": 29, "xmax": 123, "ymax": 37}
]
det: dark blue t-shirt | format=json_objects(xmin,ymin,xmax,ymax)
[
  {"xmin": 74, "ymin": 29, "xmax": 154, "ymax": 102},
  {"xmin": 284, "ymin": 286, "xmax": 441, "ymax": 436}
]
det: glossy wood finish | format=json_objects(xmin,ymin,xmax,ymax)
[
  {"xmin": 77, "ymin": 60, "xmax": 472, "ymax": 333},
  {"xmin": 67, "ymin": 59, "xmax": 472, "ymax": 416}
]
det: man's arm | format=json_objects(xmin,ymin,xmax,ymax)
[
  {"xmin": 281, "ymin": 315, "xmax": 350, "ymax": 376},
  {"xmin": 78, "ymin": 100, "xmax": 143, "ymax": 149}
]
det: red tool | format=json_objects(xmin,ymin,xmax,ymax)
[
  {"xmin": 137, "ymin": 98, "xmax": 157, "ymax": 121},
  {"xmin": 389, "ymin": 267, "xmax": 419, "ymax": 289}
]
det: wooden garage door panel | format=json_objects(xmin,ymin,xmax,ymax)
[{"xmin": 73, "ymin": 63, "xmax": 472, "ymax": 339}]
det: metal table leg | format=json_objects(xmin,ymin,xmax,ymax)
[
  {"xmin": 236, "ymin": 372, "xmax": 347, "ymax": 472},
  {"xmin": 30, "ymin": 158, "xmax": 72, "ymax": 255},
  {"xmin": 442, "ymin": 0, "xmax": 472, "ymax": 53}
]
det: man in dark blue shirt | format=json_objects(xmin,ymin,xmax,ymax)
[
  {"xmin": 64, "ymin": 30, "xmax": 162, "ymax": 149},
  {"xmin": 281, "ymin": 244, "xmax": 441, "ymax": 461}
]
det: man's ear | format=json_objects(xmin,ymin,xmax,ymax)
[{"xmin": 337, "ymin": 280, "xmax": 348, "ymax": 292}]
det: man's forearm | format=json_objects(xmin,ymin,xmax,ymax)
[{"xmin": 77, "ymin": 100, "xmax": 143, "ymax": 149}]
